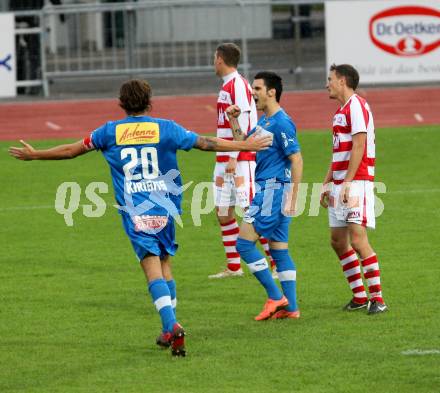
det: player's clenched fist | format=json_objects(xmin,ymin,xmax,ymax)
[{"xmin": 226, "ymin": 105, "xmax": 241, "ymax": 119}]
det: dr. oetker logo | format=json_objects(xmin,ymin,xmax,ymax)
[{"xmin": 369, "ymin": 6, "xmax": 440, "ymax": 57}]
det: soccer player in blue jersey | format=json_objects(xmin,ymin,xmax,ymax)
[
  {"xmin": 226, "ymin": 71, "xmax": 303, "ymax": 320},
  {"xmin": 8, "ymin": 79, "xmax": 272, "ymax": 356}
]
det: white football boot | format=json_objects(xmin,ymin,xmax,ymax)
[{"xmin": 208, "ymin": 267, "xmax": 244, "ymax": 279}]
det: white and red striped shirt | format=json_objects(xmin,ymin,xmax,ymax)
[
  {"xmin": 216, "ymin": 70, "xmax": 257, "ymax": 162},
  {"xmin": 331, "ymin": 94, "xmax": 375, "ymax": 184}
]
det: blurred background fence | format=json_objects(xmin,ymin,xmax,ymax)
[{"xmin": 3, "ymin": 0, "xmax": 328, "ymax": 97}]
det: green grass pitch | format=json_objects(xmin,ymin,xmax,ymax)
[{"xmin": 1, "ymin": 125, "xmax": 439, "ymax": 392}]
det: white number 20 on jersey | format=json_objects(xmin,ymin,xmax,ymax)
[{"xmin": 121, "ymin": 147, "xmax": 159, "ymax": 180}]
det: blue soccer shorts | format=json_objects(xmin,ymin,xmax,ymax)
[
  {"xmin": 243, "ymin": 186, "xmax": 291, "ymax": 242},
  {"xmin": 121, "ymin": 213, "xmax": 178, "ymax": 261}
]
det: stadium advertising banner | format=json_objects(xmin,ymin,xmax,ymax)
[
  {"xmin": 0, "ymin": 13, "xmax": 16, "ymax": 97},
  {"xmin": 325, "ymin": 0, "xmax": 440, "ymax": 83}
]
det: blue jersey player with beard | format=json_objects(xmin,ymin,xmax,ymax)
[
  {"xmin": 227, "ymin": 71, "xmax": 303, "ymax": 321},
  {"xmin": 9, "ymin": 79, "xmax": 272, "ymax": 357}
]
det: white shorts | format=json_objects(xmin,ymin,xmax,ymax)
[
  {"xmin": 328, "ymin": 180, "xmax": 376, "ymax": 229},
  {"xmin": 213, "ymin": 161, "xmax": 256, "ymax": 208}
]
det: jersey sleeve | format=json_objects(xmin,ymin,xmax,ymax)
[
  {"xmin": 275, "ymin": 120, "xmax": 301, "ymax": 157},
  {"xmin": 233, "ymin": 78, "xmax": 253, "ymax": 146},
  {"xmin": 170, "ymin": 121, "xmax": 198, "ymax": 151},
  {"xmin": 237, "ymin": 111, "xmax": 251, "ymax": 136},
  {"xmin": 86, "ymin": 123, "xmax": 108, "ymax": 151},
  {"xmin": 233, "ymin": 77, "xmax": 252, "ymax": 113},
  {"xmin": 350, "ymin": 97, "xmax": 369, "ymax": 135}
]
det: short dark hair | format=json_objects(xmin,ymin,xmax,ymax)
[
  {"xmin": 253, "ymin": 71, "xmax": 283, "ymax": 102},
  {"xmin": 119, "ymin": 79, "xmax": 152, "ymax": 115},
  {"xmin": 330, "ymin": 64, "xmax": 359, "ymax": 90},
  {"xmin": 216, "ymin": 43, "xmax": 241, "ymax": 68}
]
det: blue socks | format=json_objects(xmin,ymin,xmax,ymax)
[
  {"xmin": 148, "ymin": 278, "xmax": 176, "ymax": 333},
  {"xmin": 236, "ymin": 238, "xmax": 283, "ymax": 300},
  {"xmin": 166, "ymin": 279, "xmax": 177, "ymax": 314},
  {"xmin": 271, "ymin": 249, "xmax": 298, "ymax": 312}
]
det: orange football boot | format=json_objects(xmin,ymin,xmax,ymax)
[{"xmin": 254, "ymin": 296, "xmax": 288, "ymax": 321}]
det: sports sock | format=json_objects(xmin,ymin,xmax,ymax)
[
  {"xmin": 236, "ymin": 184, "xmax": 250, "ymax": 210},
  {"xmin": 220, "ymin": 219, "xmax": 241, "ymax": 271},
  {"xmin": 148, "ymin": 278, "xmax": 176, "ymax": 333},
  {"xmin": 270, "ymin": 249, "xmax": 298, "ymax": 312},
  {"xmin": 166, "ymin": 279, "xmax": 177, "ymax": 314},
  {"xmin": 361, "ymin": 254, "xmax": 384, "ymax": 303},
  {"xmin": 339, "ymin": 249, "xmax": 368, "ymax": 304},
  {"xmin": 259, "ymin": 237, "xmax": 275, "ymax": 269},
  {"xmin": 236, "ymin": 238, "xmax": 283, "ymax": 300}
]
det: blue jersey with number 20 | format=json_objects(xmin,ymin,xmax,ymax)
[{"xmin": 89, "ymin": 115, "xmax": 198, "ymax": 217}]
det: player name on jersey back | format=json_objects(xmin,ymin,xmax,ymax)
[{"xmin": 125, "ymin": 179, "xmax": 167, "ymax": 194}]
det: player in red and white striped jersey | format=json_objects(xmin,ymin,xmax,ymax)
[
  {"xmin": 209, "ymin": 43, "xmax": 274, "ymax": 279},
  {"xmin": 320, "ymin": 64, "xmax": 387, "ymax": 314}
]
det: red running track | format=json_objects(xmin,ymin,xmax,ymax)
[{"xmin": 0, "ymin": 86, "xmax": 439, "ymax": 141}]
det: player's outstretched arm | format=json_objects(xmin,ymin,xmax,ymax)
[
  {"xmin": 9, "ymin": 140, "xmax": 89, "ymax": 161},
  {"xmin": 194, "ymin": 134, "xmax": 271, "ymax": 152}
]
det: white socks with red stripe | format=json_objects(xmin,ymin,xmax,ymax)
[
  {"xmin": 339, "ymin": 249, "xmax": 368, "ymax": 304},
  {"xmin": 220, "ymin": 219, "xmax": 241, "ymax": 271},
  {"xmin": 360, "ymin": 254, "xmax": 383, "ymax": 303}
]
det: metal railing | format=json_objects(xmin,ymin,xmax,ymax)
[
  {"xmin": 10, "ymin": 0, "xmax": 328, "ymax": 96},
  {"xmin": 12, "ymin": 9, "xmax": 45, "ymax": 94}
]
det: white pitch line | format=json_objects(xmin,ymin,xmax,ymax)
[
  {"xmin": 402, "ymin": 349, "xmax": 440, "ymax": 356},
  {"xmin": 414, "ymin": 113, "xmax": 424, "ymax": 123},
  {"xmin": 45, "ymin": 121, "xmax": 62, "ymax": 131},
  {"xmin": 0, "ymin": 189, "xmax": 438, "ymax": 213},
  {"xmin": 387, "ymin": 189, "xmax": 440, "ymax": 194},
  {"xmin": 0, "ymin": 205, "xmax": 53, "ymax": 212},
  {"xmin": 204, "ymin": 105, "xmax": 216, "ymax": 113},
  {"xmin": 0, "ymin": 204, "xmax": 114, "ymax": 212}
]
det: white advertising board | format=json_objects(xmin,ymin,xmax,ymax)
[
  {"xmin": 325, "ymin": 1, "xmax": 440, "ymax": 83},
  {"xmin": 0, "ymin": 13, "xmax": 16, "ymax": 97}
]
